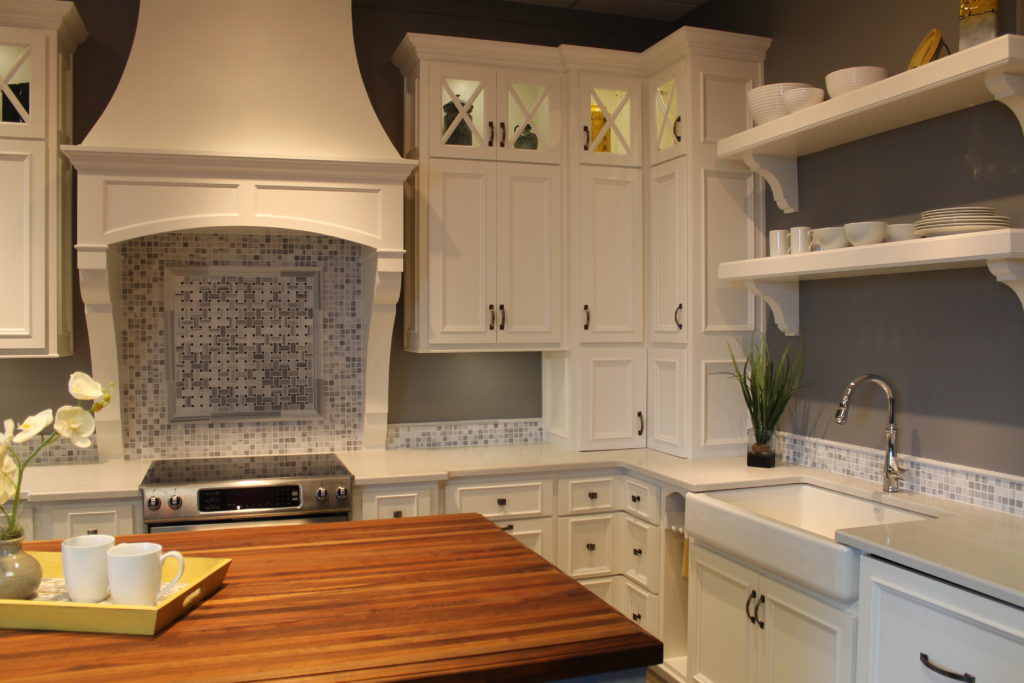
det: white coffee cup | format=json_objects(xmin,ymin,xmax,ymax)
[
  {"xmin": 107, "ymin": 542, "xmax": 185, "ymax": 606},
  {"xmin": 768, "ymin": 229, "xmax": 790, "ymax": 256},
  {"xmin": 790, "ymin": 226, "xmax": 812, "ymax": 253},
  {"xmin": 62, "ymin": 534, "xmax": 115, "ymax": 603}
]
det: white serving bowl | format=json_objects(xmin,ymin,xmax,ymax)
[
  {"xmin": 747, "ymin": 82, "xmax": 812, "ymax": 125},
  {"xmin": 810, "ymin": 226, "xmax": 850, "ymax": 250},
  {"xmin": 886, "ymin": 223, "xmax": 920, "ymax": 241},
  {"xmin": 843, "ymin": 221, "xmax": 886, "ymax": 245},
  {"xmin": 782, "ymin": 87, "xmax": 825, "ymax": 113},
  {"xmin": 825, "ymin": 67, "xmax": 888, "ymax": 98}
]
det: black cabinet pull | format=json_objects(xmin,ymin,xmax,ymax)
[
  {"xmin": 488, "ymin": 120, "xmax": 495, "ymax": 146},
  {"xmin": 392, "ymin": 510, "xmax": 403, "ymax": 519},
  {"xmin": 631, "ymin": 612, "xmax": 642, "ymax": 621},
  {"xmin": 586, "ymin": 543, "xmax": 596, "ymax": 551},
  {"xmin": 499, "ymin": 121, "xmax": 506, "ymax": 147},
  {"xmin": 632, "ymin": 548, "xmax": 642, "ymax": 556},
  {"xmin": 583, "ymin": 304, "xmax": 590, "ymax": 330},
  {"xmin": 489, "ymin": 304, "xmax": 495, "ymax": 330},
  {"xmin": 583, "ymin": 125, "xmax": 590, "ymax": 151},
  {"xmin": 502, "ymin": 523, "xmax": 514, "ymax": 531},
  {"xmin": 919, "ymin": 654, "xmax": 976, "ymax": 682},
  {"xmin": 674, "ymin": 303, "xmax": 683, "ymax": 330},
  {"xmin": 745, "ymin": 590, "xmax": 757, "ymax": 623},
  {"xmin": 637, "ymin": 411, "xmax": 644, "ymax": 436},
  {"xmin": 631, "ymin": 494, "xmax": 641, "ymax": 503},
  {"xmin": 672, "ymin": 115, "xmax": 682, "ymax": 142},
  {"xmin": 754, "ymin": 594, "xmax": 765, "ymax": 629},
  {"xmin": 588, "ymin": 491, "xmax": 598, "ymax": 500},
  {"xmin": 497, "ymin": 498, "xmax": 507, "ymax": 506},
  {"xmin": 499, "ymin": 304, "xmax": 506, "ymax": 330}
]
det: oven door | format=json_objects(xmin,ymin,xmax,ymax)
[{"xmin": 147, "ymin": 512, "xmax": 349, "ymax": 533}]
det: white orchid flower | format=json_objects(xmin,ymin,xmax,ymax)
[
  {"xmin": 13, "ymin": 409, "xmax": 53, "ymax": 443},
  {"xmin": 0, "ymin": 419, "xmax": 15, "ymax": 506},
  {"xmin": 68, "ymin": 371, "xmax": 104, "ymax": 401},
  {"xmin": 54, "ymin": 406, "xmax": 96, "ymax": 448}
]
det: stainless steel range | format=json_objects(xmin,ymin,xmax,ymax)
[{"xmin": 140, "ymin": 453, "xmax": 352, "ymax": 532}]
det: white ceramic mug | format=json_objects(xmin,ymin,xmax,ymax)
[
  {"xmin": 790, "ymin": 226, "xmax": 812, "ymax": 253},
  {"xmin": 768, "ymin": 229, "xmax": 790, "ymax": 256},
  {"xmin": 107, "ymin": 542, "xmax": 185, "ymax": 606},
  {"xmin": 61, "ymin": 534, "xmax": 115, "ymax": 603}
]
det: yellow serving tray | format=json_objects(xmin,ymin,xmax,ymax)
[{"xmin": 0, "ymin": 552, "xmax": 231, "ymax": 635}]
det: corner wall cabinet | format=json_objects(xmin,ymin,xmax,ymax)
[
  {"xmin": 718, "ymin": 35, "xmax": 1024, "ymax": 214},
  {"xmin": 0, "ymin": 2, "xmax": 85, "ymax": 357}
]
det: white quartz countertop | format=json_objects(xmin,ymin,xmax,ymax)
[{"xmin": 19, "ymin": 442, "xmax": 1024, "ymax": 608}]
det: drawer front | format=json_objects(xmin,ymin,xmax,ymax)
[
  {"xmin": 446, "ymin": 478, "xmax": 553, "ymax": 518},
  {"xmin": 623, "ymin": 578, "xmax": 660, "ymax": 638},
  {"xmin": 495, "ymin": 516, "xmax": 555, "ymax": 564},
  {"xmin": 360, "ymin": 484, "xmax": 436, "ymax": 520},
  {"xmin": 34, "ymin": 500, "xmax": 139, "ymax": 540},
  {"xmin": 623, "ymin": 477, "xmax": 660, "ymax": 524},
  {"xmin": 579, "ymin": 576, "xmax": 617, "ymax": 607},
  {"xmin": 623, "ymin": 515, "xmax": 660, "ymax": 592},
  {"xmin": 558, "ymin": 475, "xmax": 616, "ymax": 515},
  {"xmin": 558, "ymin": 514, "xmax": 616, "ymax": 579},
  {"xmin": 859, "ymin": 556, "xmax": 1024, "ymax": 683}
]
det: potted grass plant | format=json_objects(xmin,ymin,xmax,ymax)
[{"xmin": 727, "ymin": 335, "xmax": 804, "ymax": 468}]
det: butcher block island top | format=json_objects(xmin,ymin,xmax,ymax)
[{"xmin": 6, "ymin": 514, "xmax": 662, "ymax": 682}]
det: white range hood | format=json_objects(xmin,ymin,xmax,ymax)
[{"xmin": 63, "ymin": 0, "xmax": 415, "ymax": 458}]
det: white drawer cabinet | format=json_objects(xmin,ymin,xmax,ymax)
[
  {"xmin": 558, "ymin": 512, "xmax": 616, "ymax": 579},
  {"xmin": 32, "ymin": 499, "xmax": 140, "ymax": 540},
  {"xmin": 557, "ymin": 474, "xmax": 616, "ymax": 514},
  {"xmin": 445, "ymin": 475, "xmax": 554, "ymax": 519},
  {"xmin": 358, "ymin": 483, "xmax": 438, "ymax": 520},
  {"xmin": 623, "ymin": 514, "xmax": 660, "ymax": 591},
  {"xmin": 858, "ymin": 555, "xmax": 1024, "ymax": 683},
  {"xmin": 495, "ymin": 516, "xmax": 555, "ymax": 564},
  {"xmin": 578, "ymin": 574, "xmax": 661, "ymax": 639},
  {"xmin": 622, "ymin": 476, "xmax": 660, "ymax": 525}
]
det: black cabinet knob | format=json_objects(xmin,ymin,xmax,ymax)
[
  {"xmin": 586, "ymin": 543, "xmax": 596, "ymax": 551},
  {"xmin": 632, "ymin": 548, "xmax": 642, "ymax": 556},
  {"xmin": 631, "ymin": 494, "xmax": 641, "ymax": 503},
  {"xmin": 631, "ymin": 613, "xmax": 642, "ymax": 621},
  {"xmin": 392, "ymin": 510, "xmax": 403, "ymax": 519},
  {"xmin": 588, "ymin": 491, "xmax": 598, "ymax": 500},
  {"xmin": 502, "ymin": 524, "xmax": 514, "ymax": 531},
  {"xmin": 497, "ymin": 498, "xmax": 507, "ymax": 506}
]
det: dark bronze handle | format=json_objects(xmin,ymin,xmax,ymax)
[
  {"xmin": 588, "ymin": 491, "xmax": 598, "ymax": 500},
  {"xmin": 392, "ymin": 510, "xmax": 403, "ymax": 519},
  {"xmin": 631, "ymin": 613, "xmax": 641, "ymax": 621},
  {"xmin": 497, "ymin": 498, "xmax": 507, "ymax": 506},
  {"xmin": 674, "ymin": 303, "xmax": 683, "ymax": 330},
  {"xmin": 583, "ymin": 124, "xmax": 590, "ymax": 151},
  {"xmin": 489, "ymin": 304, "xmax": 495, "ymax": 330},
  {"xmin": 488, "ymin": 121, "xmax": 495, "ymax": 146},
  {"xmin": 745, "ymin": 590, "xmax": 757, "ymax": 623},
  {"xmin": 632, "ymin": 548, "xmax": 642, "ymax": 556},
  {"xmin": 502, "ymin": 523, "xmax": 514, "ymax": 531},
  {"xmin": 583, "ymin": 304, "xmax": 590, "ymax": 330},
  {"xmin": 499, "ymin": 121, "xmax": 506, "ymax": 147},
  {"xmin": 919, "ymin": 654, "xmax": 975, "ymax": 682},
  {"xmin": 672, "ymin": 115, "xmax": 681, "ymax": 142},
  {"xmin": 637, "ymin": 411, "xmax": 644, "ymax": 436},
  {"xmin": 755, "ymin": 594, "xmax": 765, "ymax": 629},
  {"xmin": 499, "ymin": 304, "xmax": 506, "ymax": 330},
  {"xmin": 631, "ymin": 494, "xmax": 641, "ymax": 503},
  {"xmin": 586, "ymin": 543, "xmax": 596, "ymax": 551}
]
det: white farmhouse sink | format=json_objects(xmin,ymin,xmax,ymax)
[{"xmin": 685, "ymin": 484, "xmax": 933, "ymax": 603}]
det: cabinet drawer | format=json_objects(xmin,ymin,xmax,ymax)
[
  {"xmin": 623, "ymin": 578, "xmax": 660, "ymax": 638},
  {"xmin": 33, "ymin": 500, "xmax": 140, "ymax": 540},
  {"xmin": 359, "ymin": 483, "xmax": 437, "ymax": 520},
  {"xmin": 445, "ymin": 477, "xmax": 554, "ymax": 518},
  {"xmin": 579, "ymin": 576, "xmax": 617, "ymax": 606},
  {"xmin": 623, "ymin": 515, "xmax": 660, "ymax": 592},
  {"xmin": 557, "ymin": 475, "xmax": 616, "ymax": 515},
  {"xmin": 557, "ymin": 513, "xmax": 615, "ymax": 579},
  {"xmin": 622, "ymin": 476, "xmax": 660, "ymax": 524},
  {"xmin": 495, "ymin": 516, "xmax": 555, "ymax": 564},
  {"xmin": 858, "ymin": 555, "xmax": 1024, "ymax": 683}
]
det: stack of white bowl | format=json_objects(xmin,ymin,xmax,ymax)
[
  {"xmin": 747, "ymin": 82, "xmax": 812, "ymax": 125},
  {"xmin": 914, "ymin": 206, "xmax": 1010, "ymax": 237}
]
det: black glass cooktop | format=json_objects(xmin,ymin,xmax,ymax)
[{"xmin": 141, "ymin": 453, "xmax": 349, "ymax": 485}]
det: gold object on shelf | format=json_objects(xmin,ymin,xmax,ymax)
[
  {"xmin": 590, "ymin": 104, "xmax": 611, "ymax": 153},
  {"xmin": 908, "ymin": 29, "xmax": 946, "ymax": 69}
]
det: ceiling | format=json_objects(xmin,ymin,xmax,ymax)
[{"xmin": 501, "ymin": 0, "xmax": 708, "ymax": 22}]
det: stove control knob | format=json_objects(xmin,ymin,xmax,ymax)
[
  {"xmin": 146, "ymin": 496, "xmax": 161, "ymax": 511},
  {"xmin": 168, "ymin": 495, "xmax": 182, "ymax": 510},
  {"xmin": 315, "ymin": 486, "xmax": 328, "ymax": 501},
  {"xmin": 335, "ymin": 486, "xmax": 348, "ymax": 499}
]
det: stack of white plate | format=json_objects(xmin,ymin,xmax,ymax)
[{"xmin": 914, "ymin": 206, "xmax": 1010, "ymax": 236}]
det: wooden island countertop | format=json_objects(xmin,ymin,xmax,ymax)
[{"xmin": 5, "ymin": 514, "xmax": 662, "ymax": 682}]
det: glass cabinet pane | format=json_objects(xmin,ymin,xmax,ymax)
[
  {"xmin": 0, "ymin": 42, "xmax": 31, "ymax": 124},
  {"xmin": 440, "ymin": 76, "xmax": 487, "ymax": 148},
  {"xmin": 506, "ymin": 81, "xmax": 551, "ymax": 151},
  {"xmin": 654, "ymin": 77, "xmax": 681, "ymax": 152},
  {"xmin": 589, "ymin": 87, "xmax": 632, "ymax": 156}
]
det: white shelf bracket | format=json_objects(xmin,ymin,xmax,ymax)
[
  {"xmin": 986, "ymin": 258, "xmax": 1024, "ymax": 312},
  {"xmin": 746, "ymin": 279, "xmax": 800, "ymax": 336},
  {"xmin": 742, "ymin": 153, "xmax": 798, "ymax": 213},
  {"xmin": 984, "ymin": 72, "xmax": 1024, "ymax": 132}
]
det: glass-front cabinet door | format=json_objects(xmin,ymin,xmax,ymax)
[
  {"xmin": 649, "ymin": 64, "xmax": 685, "ymax": 165},
  {"xmin": 0, "ymin": 29, "xmax": 44, "ymax": 139},
  {"xmin": 577, "ymin": 73, "xmax": 642, "ymax": 167},
  {"xmin": 427, "ymin": 64, "xmax": 561, "ymax": 163}
]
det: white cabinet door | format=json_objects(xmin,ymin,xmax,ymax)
[
  {"xmin": 623, "ymin": 515, "xmax": 660, "ymax": 592},
  {"xmin": 577, "ymin": 72, "xmax": 642, "ymax": 167},
  {"xmin": 359, "ymin": 483, "xmax": 437, "ymax": 520},
  {"xmin": 33, "ymin": 500, "xmax": 140, "ymax": 540},
  {"xmin": 622, "ymin": 476, "xmax": 660, "ymax": 525},
  {"xmin": 577, "ymin": 165, "xmax": 643, "ymax": 342},
  {"xmin": 648, "ymin": 157, "xmax": 688, "ymax": 343},
  {"xmin": 648, "ymin": 62, "xmax": 686, "ymax": 166},
  {"xmin": 646, "ymin": 347, "xmax": 686, "ymax": 457},
  {"xmin": 495, "ymin": 516, "xmax": 555, "ymax": 564},
  {"xmin": 445, "ymin": 476, "xmax": 554, "ymax": 519},
  {"xmin": 578, "ymin": 346, "xmax": 646, "ymax": 451},
  {"xmin": 426, "ymin": 158, "xmax": 496, "ymax": 345},
  {"xmin": 557, "ymin": 513, "xmax": 616, "ymax": 579},
  {"xmin": 623, "ymin": 577, "xmax": 661, "ymax": 638},
  {"xmin": 496, "ymin": 68, "xmax": 562, "ymax": 164},
  {"xmin": 495, "ymin": 163, "xmax": 561, "ymax": 344},
  {"xmin": 557, "ymin": 475, "xmax": 616, "ymax": 515}
]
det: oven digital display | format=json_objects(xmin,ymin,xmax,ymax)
[{"xmin": 198, "ymin": 485, "xmax": 301, "ymax": 512}]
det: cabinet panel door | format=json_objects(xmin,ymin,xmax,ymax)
[
  {"xmin": 496, "ymin": 516, "xmax": 555, "ymax": 564},
  {"xmin": 445, "ymin": 477, "xmax": 553, "ymax": 519},
  {"xmin": 557, "ymin": 514, "xmax": 616, "ymax": 579},
  {"xmin": 496, "ymin": 163, "xmax": 562, "ymax": 344},
  {"xmin": 0, "ymin": 139, "xmax": 45, "ymax": 353},
  {"xmin": 427, "ymin": 63, "xmax": 496, "ymax": 160},
  {"xmin": 579, "ymin": 575, "xmax": 618, "ymax": 608},
  {"xmin": 577, "ymin": 165, "xmax": 642, "ymax": 342},
  {"xmin": 426, "ymin": 159, "xmax": 496, "ymax": 345},
  {"xmin": 623, "ymin": 515, "xmax": 660, "ymax": 592},
  {"xmin": 761, "ymin": 574, "xmax": 856, "ymax": 683},
  {"xmin": 34, "ymin": 500, "xmax": 140, "ymax": 540},
  {"xmin": 647, "ymin": 347, "xmax": 686, "ymax": 457},
  {"xmin": 359, "ymin": 484, "xmax": 437, "ymax": 520},
  {"xmin": 622, "ymin": 476, "xmax": 660, "ymax": 525},
  {"xmin": 624, "ymin": 578, "xmax": 661, "ymax": 638},
  {"xmin": 648, "ymin": 63, "xmax": 686, "ymax": 166},
  {"xmin": 578, "ymin": 346, "xmax": 646, "ymax": 451},
  {"xmin": 0, "ymin": 29, "xmax": 46, "ymax": 140},
  {"xmin": 577, "ymin": 72, "xmax": 642, "ymax": 167},
  {"xmin": 648, "ymin": 158, "xmax": 688, "ymax": 343},
  {"xmin": 688, "ymin": 543, "xmax": 759, "ymax": 683},
  {"xmin": 557, "ymin": 475, "xmax": 616, "ymax": 515},
  {"xmin": 497, "ymin": 69, "xmax": 562, "ymax": 164}
]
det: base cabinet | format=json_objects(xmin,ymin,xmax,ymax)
[
  {"xmin": 857, "ymin": 555, "xmax": 1024, "ymax": 683},
  {"xmin": 358, "ymin": 483, "xmax": 438, "ymax": 520},
  {"xmin": 30, "ymin": 499, "xmax": 140, "ymax": 540},
  {"xmin": 580, "ymin": 574, "xmax": 661, "ymax": 639},
  {"xmin": 688, "ymin": 542, "xmax": 856, "ymax": 683}
]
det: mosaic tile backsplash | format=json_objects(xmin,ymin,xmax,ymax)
[
  {"xmin": 386, "ymin": 419, "xmax": 544, "ymax": 449},
  {"xmin": 119, "ymin": 232, "xmax": 364, "ymax": 459}
]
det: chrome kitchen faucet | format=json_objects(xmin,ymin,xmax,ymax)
[{"xmin": 835, "ymin": 374, "xmax": 905, "ymax": 493}]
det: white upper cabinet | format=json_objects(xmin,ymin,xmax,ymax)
[
  {"xmin": 648, "ymin": 156, "xmax": 688, "ymax": 343},
  {"xmin": 576, "ymin": 72, "xmax": 643, "ymax": 167},
  {"xmin": 648, "ymin": 63, "xmax": 686, "ymax": 165},
  {"xmin": 0, "ymin": 5, "xmax": 85, "ymax": 358},
  {"xmin": 427, "ymin": 63, "xmax": 562, "ymax": 164}
]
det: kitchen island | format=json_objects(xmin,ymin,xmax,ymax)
[{"xmin": 5, "ymin": 514, "xmax": 661, "ymax": 682}]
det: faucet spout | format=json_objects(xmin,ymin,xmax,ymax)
[{"xmin": 834, "ymin": 374, "xmax": 902, "ymax": 493}]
